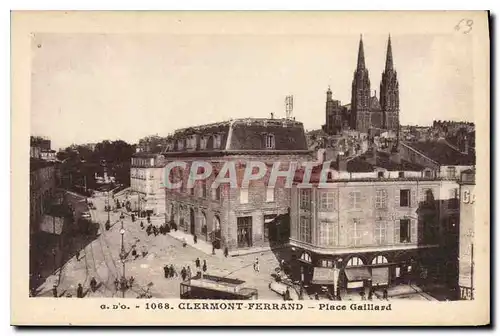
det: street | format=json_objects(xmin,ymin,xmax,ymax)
[{"xmin": 37, "ymin": 192, "xmax": 284, "ymax": 299}]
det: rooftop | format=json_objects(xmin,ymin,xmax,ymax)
[{"xmin": 404, "ymin": 140, "xmax": 475, "ymax": 165}]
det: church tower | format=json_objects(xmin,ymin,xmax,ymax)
[
  {"xmin": 379, "ymin": 35, "xmax": 400, "ymax": 132},
  {"xmin": 325, "ymin": 86, "xmax": 342, "ymax": 134},
  {"xmin": 351, "ymin": 35, "xmax": 372, "ymax": 133}
]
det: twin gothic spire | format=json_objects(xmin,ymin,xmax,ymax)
[{"xmin": 355, "ymin": 34, "xmax": 394, "ymax": 72}]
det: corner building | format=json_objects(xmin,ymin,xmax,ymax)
[
  {"xmin": 163, "ymin": 118, "xmax": 312, "ymax": 252},
  {"xmin": 289, "ymin": 150, "xmax": 455, "ymax": 294}
]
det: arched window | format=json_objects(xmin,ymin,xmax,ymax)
[
  {"xmin": 347, "ymin": 256, "xmax": 364, "ymax": 267},
  {"xmin": 300, "ymin": 252, "xmax": 312, "ymax": 263},
  {"xmin": 371, "ymin": 255, "xmax": 388, "ymax": 265}
]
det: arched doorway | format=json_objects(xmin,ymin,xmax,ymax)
[
  {"xmin": 200, "ymin": 211, "xmax": 207, "ymax": 241},
  {"xmin": 344, "ymin": 256, "xmax": 369, "ymax": 290},
  {"xmin": 190, "ymin": 208, "xmax": 195, "ymax": 235}
]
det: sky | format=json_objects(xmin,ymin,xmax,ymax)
[{"xmin": 30, "ymin": 33, "xmax": 474, "ymax": 151}]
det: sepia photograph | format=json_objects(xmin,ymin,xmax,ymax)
[{"xmin": 11, "ymin": 10, "xmax": 490, "ymax": 326}]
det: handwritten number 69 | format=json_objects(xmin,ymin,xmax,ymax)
[{"xmin": 455, "ymin": 19, "xmax": 473, "ymax": 34}]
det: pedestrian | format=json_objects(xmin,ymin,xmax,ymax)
[
  {"xmin": 76, "ymin": 283, "xmax": 84, "ymax": 298},
  {"xmin": 163, "ymin": 265, "xmax": 169, "ymax": 278},
  {"xmin": 212, "ymin": 242, "xmax": 216, "ymax": 255},
  {"xmin": 193, "ymin": 234, "xmax": 198, "ymax": 244},
  {"xmin": 52, "ymin": 285, "xmax": 58, "ymax": 298},
  {"xmin": 314, "ymin": 292, "xmax": 319, "ymax": 300},
  {"xmin": 129, "ymin": 276, "xmax": 135, "ymax": 288},
  {"xmin": 140, "ymin": 221, "xmax": 144, "ymax": 229},
  {"xmin": 224, "ymin": 246, "xmax": 229, "ymax": 258},
  {"xmin": 182, "ymin": 238, "xmax": 187, "ymax": 248},
  {"xmin": 181, "ymin": 267, "xmax": 187, "ymax": 281},
  {"xmin": 75, "ymin": 250, "xmax": 80, "ymax": 261},
  {"xmin": 187, "ymin": 266, "xmax": 192, "ymax": 279},
  {"xmin": 336, "ymin": 287, "xmax": 341, "ymax": 301},
  {"xmin": 368, "ymin": 288, "xmax": 373, "ymax": 301},
  {"xmin": 383, "ymin": 289, "xmax": 388, "ymax": 300},
  {"xmin": 285, "ymin": 287, "xmax": 291, "ymax": 300},
  {"xmin": 170, "ymin": 264, "xmax": 177, "ymax": 277},
  {"xmin": 299, "ymin": 286, "xmax": 304, "ymax": 300},
  {"xmin": 202, "ymin": 260, "xmax": 207, "ymax": 273},
  {"xmin": 153, "ymin": 226, "xmax": 158, "ymax": 236},
  {"xmin": 360, "ymin": 291, "xmax": 366, "ymax": 301},
  {"xmin": 114, "ymin": 278, "xmax": 119, "ymax": 291},
  {"xmin": 195, "ymin": 258, "xmax": 200, "ymax": 268},
  {"xmin": 131, "ymin": 247, "xmax": 138, "ymax": 259},
  {"xmin": 90, "ymin": 277, "xmax": 97, "ymax": 292}
]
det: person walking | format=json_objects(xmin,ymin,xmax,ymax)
[
  {"xmin": 224, "ymin": 246, "xmax": 229, "ymax": 258},
  {"xmin": 170, "ymin": 264, "xmax": 176, "ymax": 278},
  {"xmin": 285, "ymin": 287, "xmax": 291, "ymax": 301},
  {"xmin": 202, "ymin": 260, "xmax": 207, "ymax": 273},
  {"xmin": 195, "ymin": 258, "xmax": 201, "ymax": 268},
  {"xmin": 186, "ymin": 266, "xmax": 192, "ymax": 280},
  {"xmin": 181, "ymin": 267, "xmax": 187, "ymax": 281},
  {"xmin": 76, "ymin": 283, "xmax": 84, "ymax": 298},
  {"xmin": 52, "ymin": 285, "xmax": 58, "ymax": 298},
  {"xmin": 114, "ymin": 278, "xmax": 119, "ymax": 291},
  {"xmin": 254, "ymin": 257, "xmax": 260, "ymax": 273}
]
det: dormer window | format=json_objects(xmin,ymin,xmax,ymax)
[
  {"xmin": 265, "ymin": 134, "xmax": 275, "ymax": 149},
  {"xmin": 200, "ymin": 136, "xmax": 208, "ymax": 150},
  {"xmin": 186, "ymin": 136, "xmax": 197, "ymax": 150},
  {"xmin": 377, "ymin": 171, "xmax": 384, "ymax": 178},
  {"xmin": 177, "ymin": 139, "xmax": 184, "ymax": 151}
]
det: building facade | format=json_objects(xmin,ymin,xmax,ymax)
[
  {"xmin": 163, "ymin": 118, "xmax": 312, "ymax": 252},
  {"xmin": 30, "ymin": 158, "xmax": 58, "ymax": 234},
  {"xmin": 130, "ymin": 153, "xmax": 167, "ymax": 215},
  {"xmin": 458, "ymin": 169, "xmax": 475, "ymax": 300}
]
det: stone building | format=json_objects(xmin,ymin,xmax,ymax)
[
  {"xmin": 30, "ymin": 158, "xmax": 58, "ymax": 234},
  {"xmin": 163, "ymin": 118, "xmax": 312, "ymax": 252},
  {"xmin": 130, "ymin": 152, "xmax": 167, "ymax": 215}
]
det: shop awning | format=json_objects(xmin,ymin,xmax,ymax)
[
  {"xmin": 371, "ymin": 267, "xmax": 389, "ymax": 286},
  {"xmin": 345, "ymin": 267, "xmax": 371, "ymax": 282},
  {"xmin": 311, "ymin": 267, "xmax": 339, "ymax": 285}
]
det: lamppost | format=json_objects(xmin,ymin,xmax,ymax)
[{"xmin": 119, "ymin": 220, "xmax": 127, "ymax": 298}]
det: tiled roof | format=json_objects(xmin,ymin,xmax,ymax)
[{"xmin": 405, "ymin": 140, "xmax": 475, "ymax": 165}]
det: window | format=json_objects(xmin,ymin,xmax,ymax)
[
  {"xmin": 240, "ymin": 188, "xmax": 249, "ymax": 204},
  {"xmin": 349, "ymin": 191, "xmax": 362, "ymax": 209},
  {"xmin": 177, "ymin": 140, "xmax": 184, "ymax": 150},
  {"xmin": 400, "ymin": 189, "xmax": 410, "ymax": 207},
  {"xmin": 265, "ymin": 134, "xmax": 275, "ymax": 149},
  {"xmin": 300, "ymin": 252, "xmax": 312, "ymax": 263},
  {"xmin": 266, "ymin": 187, "xmax": 275, "ymax": 202},
  {"xmin": 447, "ymin": 166, "xmax": 457, "ymax": 178},
  {"xmin": 398, "ymin": 219, "xmax": 411, "ymax": 243},
  {"xmin": 347, "ymin": 257, "xmax": 364, "ymax": 267},
  {"xmin": 348, "ymin": 219, "xmax": 362, "ymax": 246},
  {"xmin": 200, "ymin": 136, "xmax": 208, "ymax": 150},
  {"xmin": 449, "ymin": 188, "xmax": 459, "ymax": 209},
  {"xmin": 213, "ymin": 186, "xmax": 221, "ymax": 201},
  {"xmin": 201, "ymin": 180, "xmax": 207, "ymax": 198},
  {"xmin": 300, "ymin": 189, "xmax": 311, "ymax": 210},
  {"xmin": 378, "ymin": 171, "xmax": 384, "ymax": 178},
  {"xmin": 371, "ymin": 255, "xmax": 388, "ymax": 265},
  {"xmin": 299, "ymin": 216, "xmax": 312, "ymax": 243},
  {"xmin": 237, "ymin": 217, "xmax": 252, "ymax": 248},
  {"xmin": 398, "ymin": 171, "xmax": 405, "ymax": 178},
  {"xmin": 321, "ymin": 260, "xmax": 335, "ymax": 268},
  {"xmin": 374, "ymin": 221, "xmax": 387, "ymax": 245},
  {"xmin": 319, "ymin": 191, "xmax": 335, "ymax": 211},
  {"xmin": 319, "ymin": 221, "xmax": 336, "ymax": 247},
  {"xmin": 375, "ymin": 189, "xmax": 387, "ymax": 209}
]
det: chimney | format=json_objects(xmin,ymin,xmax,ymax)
[
  {"xmin": 270, "ymin": 112, "xmax": 274, "ymax": 119},
  {"xmin": 390, "ymin": 143, "xmax": 401, "ymax": 164},
  {"xmin": 464, "ymin": 135, "xmax": 469, "ymax": 154},
  {"xmin": 337, "ymin": 152, "xmax": 347, "ymax": 171}
]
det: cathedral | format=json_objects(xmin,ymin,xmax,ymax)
[{"xmin": 323, "ymin": 35, "xmax": 400, "ymax": 135}]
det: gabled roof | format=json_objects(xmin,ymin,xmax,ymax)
[{"xmin": 405, "ymin": 140, "xmax": 475, "ymax": 166}]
